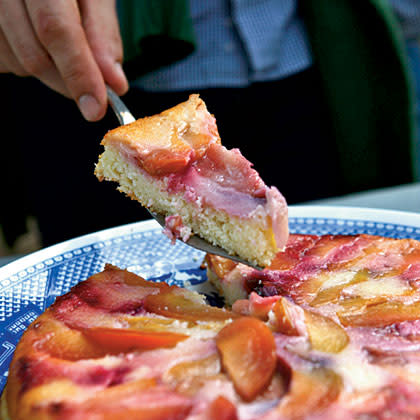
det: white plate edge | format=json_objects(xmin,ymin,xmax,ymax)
[
  {"xmin": 0, "ymin": 219, "xmax": 161, "ymax": 280},
  {"xmin": 290, "ymin": 205, "xmax": 420, "ymax": 226}
]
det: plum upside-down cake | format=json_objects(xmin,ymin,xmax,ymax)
[
  {"xmin": 3, "ymin": 232, "xmax": 420, "ymax": 420},
  {"xmin": 95, "ymin": 94, "xmax": 288, "ymax": 267}
]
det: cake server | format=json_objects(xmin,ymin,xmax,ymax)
[{"xmin": 106, "ymin": 86, "xmax": 262, "ymax": 270}]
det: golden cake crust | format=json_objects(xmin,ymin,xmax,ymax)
[{"xmin": 100, "ymin": 94, "xmax": 221, "ymax": 176}]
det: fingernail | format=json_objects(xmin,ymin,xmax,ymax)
[
  {"xmin": 115, "ymin": 62, "xmax": 129, "ymax": 93},
  {"xmin": 78, "ymin": 94, "xmax": 101, "ymax": 121}
]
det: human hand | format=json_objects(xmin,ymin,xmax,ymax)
[{"xmin": 0, "ymin": 0, "xmax": 128, "ymax": 121}]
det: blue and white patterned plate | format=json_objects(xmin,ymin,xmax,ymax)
[{"xmin": 1, "ymin": 205, "xmax": 420, "ymax": 392}]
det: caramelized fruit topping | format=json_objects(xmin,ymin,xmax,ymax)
[{"xmin": 216, "ymin": 317, "xmax": 276, "ymax": 401}]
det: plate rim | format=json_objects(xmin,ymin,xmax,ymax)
[
  {"xmin": 290, "ymin": 205, "xmax": 420, "ymax": 224},
  {"xmin": 0, "ymin": 219, "xmax": 161, "ymax": 280},
  {"xmin": 1, "ymin": 204, "xmax": 420, "ymax": 279}
]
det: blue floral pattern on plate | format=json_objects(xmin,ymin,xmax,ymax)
[{"xmin": 0, "ymin": 205, "xmax": 420, "ymax": 391}]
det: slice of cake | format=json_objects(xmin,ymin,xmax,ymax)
[{"xmin": 95, "ymin": 95, "xmax": 288, "ymax": 267}]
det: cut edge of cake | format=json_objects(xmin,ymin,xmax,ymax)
[{"xmin": 95, "ymin": 145, "xmax": 280, "ymax": 267}]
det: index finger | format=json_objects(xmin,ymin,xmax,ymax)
[{"xmin": 25, "ymin": 0, "xmax": 107, "ymax": 121}]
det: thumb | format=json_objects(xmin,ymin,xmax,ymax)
[{"xmin": 79, "ymin": 0, "xmax": 128, "ymax": 96}]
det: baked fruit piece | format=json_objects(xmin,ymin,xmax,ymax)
[
  {"xmin": 95, "ymin": 95, "xmax": 288, "ymax": 267},
  {"xmin": 205, "ymin": 234, "xmax": 420, "ymax": 415},
  {"xmin": 1, "ymin": 265, "xmax": 279, "ymax": 420},
  {"xmin": 4, "ymin": 242, "xmax": 420, "ymax": 419}
]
